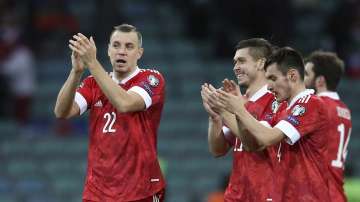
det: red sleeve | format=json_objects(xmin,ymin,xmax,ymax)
[
  {"xmin": 129, "ymin": 70, "xmax": 165, "ymax": 108},
  {"xmin": 274, "ymin": 96, "xmax": 326, "ymax": 144}
]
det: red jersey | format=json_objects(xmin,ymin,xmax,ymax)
[
  {"xmin": 270, "ymin": 89, "xmax": 331, "ymax": 201},
  {"xmin": 75, "ymin": 68, "xmax": 166, "ymax": 201},
  {"xmin": 318, "ymin": 92, "xmax": 352, "ymax": 202},
  {"xmin": 222, "ymin": 85, "xmax": 280, "ymax": 202}
]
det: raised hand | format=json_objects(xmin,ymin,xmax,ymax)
[
  {"xmin": 71, "ymin": 51, "xmax": 85, "ymax": 73},
  {"xmin": 201, "ymin": 83, "xmax": 221, "ymax": 120},
  {"xmin": 69, "ymin": 33, "xmax": 97, "ymax": 66},
  {"xmin": 216, "ymin": 89, "xmax": 247, "ymax": 114},
  {"xmin": 222, "ymin": 79, "xmax": 241, "ymax": 96}
]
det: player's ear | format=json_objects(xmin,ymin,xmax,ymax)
[
  {"xmin": 256, "ymin": 58, "xmax": 266, "ymax": 71},
  {"xmin": 287, "ymin": 69, "xmax": 298, "ymax": 82},
  {"xmin": 137, "ymin": 47, "xmax": 144, "ymax": 60}
]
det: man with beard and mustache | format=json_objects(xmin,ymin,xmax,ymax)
[
  {"xmin": 304, "ymin": 51, "xmax": 352, "ymax": 202},
  {"xmin": 54, "ymin": 24, "xmax": 166, "ymax": 202},
  {"xmin": 201, "ymin": 38, "xmax": 281, "ymax": 202}
]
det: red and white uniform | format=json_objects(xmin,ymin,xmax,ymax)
[
  {"xmin": 222, "ymin": 85, "xmax": 280, "ymax": 202},
  {"xmin": 75, "ymin": 67, "xmax": 166, "ymax": 201},
  {"xmin": 266, "ymin": 89, "xmax": 331, "ymax": 201},
  {"xmin": 318, "ymin": 92, "xmax": 352, "ymax": 202}
]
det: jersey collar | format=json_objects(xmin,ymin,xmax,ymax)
[
  {"xmin": 249, "ymin": 85, "xmax": 270, "ymax": 102},
  {"xmin": 111, "ymin": 67, "xmax": 140, "ymax": 84},
  {"xmin": 287, "ymin": 89, "xmax": 315, "ymax": 109},
  {"xmin": 318, "ymin": 91, "xmax": 340, "ymax": 100}
]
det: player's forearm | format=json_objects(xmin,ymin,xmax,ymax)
[
  {"xmin": 54, "ymin": 69, "xmax": 83, "ymax": 118},
  {"xmin": 222, "ymin": 111, "xmax": 259, "ymax": 151},
  {"xmin": 235, "ymin": 108, "xmax": 281, "ymax": 148},
  {"xmin": 208, "ymin": 117, "xmax": 230, "ymax": 157},
  {"xmin": 86, "ymin": 60, "xmax": 132, "ymax": 112}
]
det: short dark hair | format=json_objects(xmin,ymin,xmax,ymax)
[
  {"xmin": 235, "ymin": 38, "xmax": 273, "ymax": 61},
  {"xmin": 110, "ymin": 24, "xmax": 142, "ymax": 47},
  {"xmin": 305, "ymin": 51, "xmax": 344, "ymax": 91},
  {"xmin": 265, "ymin": 47, "xmax": 305, "ymax": 80}
]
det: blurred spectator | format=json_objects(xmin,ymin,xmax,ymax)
[
  {"xmin": 327, "ymin": 0, "xmax": 360, "ymax": 78},
  {"xmin": 207, "ymin": 0, "xmax": 294, "ymax": 58},
  {"xmin": 28, "ymin": 0, "xmax": 79, "ymax": 55},
  {"xmin": 0, "ymin": 9, "xmax": 36, "ymax": 131}
]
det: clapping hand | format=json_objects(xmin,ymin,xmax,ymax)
[{"xmin": 69, "ymin": 33, "xmax": 97, "ymax": 67}]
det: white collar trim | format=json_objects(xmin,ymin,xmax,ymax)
[
  {"xmin": 318, "ymin": 91, "xmax": 340, "ymax": 100},
  {"xmin": 287, "ymin": 89, "xmax": 315, "ymax": 109},
  {"xmin": 249, "ymin": 85, "xmax": 270, "ymax": 102},
  {"xmin": 111, "ymin": 67, "xmax": 140, "ymax": 84}
]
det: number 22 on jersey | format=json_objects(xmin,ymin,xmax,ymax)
[{"xmin": 103, "ymin": 112, "xmax": 116, "ymax": 133}]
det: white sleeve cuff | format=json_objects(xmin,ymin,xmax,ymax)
[
  {"xmin": 75, "ymin": 92, "xmax": 88, "ymax": 115},
  {"xmin": 274, "ymin": 120, "xmax": 301, "ymax": 145},
  {"xmin": 128, "ymin": 86, "xmax": 152, "ymax": 109},
  {"xmin": 260, "ymin": 121, "xmax": 271, "ymax": 128}
]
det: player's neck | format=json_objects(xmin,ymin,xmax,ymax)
[
  {"xmin": 289, "ymin": 83, "xmax": 307, "ymax": 102},
  {"xmin": 247, "ymin": 78, "xmax": 267, "ymax": 98},
  {"xmin": 315, "ymin": 86, "xmax": 328, "ymax": 95},
  {"xmin": 113, "ymin": 66, "xmax": 138, "ymax": 81}
]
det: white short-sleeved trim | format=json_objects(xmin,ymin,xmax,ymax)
[
  {"xmin": 75, "ymin": 92, "xmax": 88, "ymax": 115},
  {"xmin": 222, "ymin": 126, "xmax": 235, "ymax": 142},
  {"xmin": 260, "ymin": 121, "xmax": 271, "ymax": 128},
  {"xmin": 222, "ymin": 126, "xmax": 231, "ymax": 135},
  {"xmin": 274, "ymin": 120, "xmax": 301, "ymax": 145},
  {"xmin": 128, "ymin": 86, "xmax": 152, "ymax": 109}
]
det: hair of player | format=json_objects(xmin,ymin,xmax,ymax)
[
  {"xmin": 235, "ymin": 38, "xmax": 273, "ymax": 61},
  {"xmin": 305, "ymin": 50, "xmax": 344, "ymax": 91},
  {"xmin": 264, "ymin": 47, "xmax": 305, "ymax": 80},
  {"xmin": 110, "ymin": 24, "xmax": 142, "ymax": 47}
]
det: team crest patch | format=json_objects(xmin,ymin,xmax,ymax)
[
  {"xmin": 291, "ymin": 105, "xmax": 306, "ymax": 116},
  {"xmin": 271, "ymin": 100, "xmax": 280, "ymax": 113},
  {"xmin": 148, "ymin": 75, "xmax": 159, "ymax": 87}
]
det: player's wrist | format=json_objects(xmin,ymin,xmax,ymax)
[
  {"xmin": 85, "ymin": 59, "xmax": 100, "ymax": 69},
  {"xmin": 71, "ymin": 68, "xmax": 84, "ymax": 75},
  {"xmin": 209, "ymin": 116, "xmax": 221, "ymax": 123}
]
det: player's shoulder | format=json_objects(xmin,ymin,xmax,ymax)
[
  {"xmin": 336, "ymin": 100, "xmax": 352, "ymax": 120},
  {"xmin": 289, "ymin": 93, "xmax": 320, "ymax": 116},
  {"xmin": 294, "ymin": 93, "xmax": 321, "ymax": 107},
  {"xmin": 80, "ymin": 75, "xmax": 95, "ymax": 86},
  {"xmin": 138, "ymin": 68, "xmax": 165, "ymax": 84},
  {"xmin": 139, "ymin": 68, "xmax": 163, "ymax": 76}
]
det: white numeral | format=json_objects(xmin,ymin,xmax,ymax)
[
  {"xmin": 331, "ymin": 124, "xmax": 351, "ymax": 168},
  {"xmin": 234, "ymin": 138, "xmax": 243, "ymax": 152},
  {"xmin": 103, "ymin": 112, "xmax": 116, "ymax": 133}
]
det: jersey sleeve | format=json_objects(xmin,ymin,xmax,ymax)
[
  {"xmin": 128, "ymin": 70, "xmax": 165, "ymax": 109},
  {"xmin": 222, "ymin": 126, "xmax": 236, "ymax": 146},
  {"xmin": 75, "ymin": 76, "xmax": 94, "ymax": 115},
  {"xmin": 274, "ymin": 97, "xmax": 325, "ymax": 145}
]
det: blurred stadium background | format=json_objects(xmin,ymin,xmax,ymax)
[{"xmin": 0, "ymin": 0, "xmax": 359, "ymax": 202}]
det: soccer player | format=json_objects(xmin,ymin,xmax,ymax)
[
  {"xmin": 305, "ymin": 51, "xmax": 352, "ymax": 202},
  {"xmin": 201, "ymin": 38, "xmax": 279, "ymax": 201},
  {"xmin": 54, "ymin": 24, "xmax": 165, "ymax": 202},
  {"xmin": 216, "ymin": 47, "xmax": 332, "ymax": 201}
]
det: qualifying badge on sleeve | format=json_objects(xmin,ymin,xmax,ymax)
[
  {"xmin": 291, "ymin": 105, "xmax": 306, "ymax": 116},
  {"xmin": 148, "ymin": 75, "xmax": 159, "ymax": 87}
]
